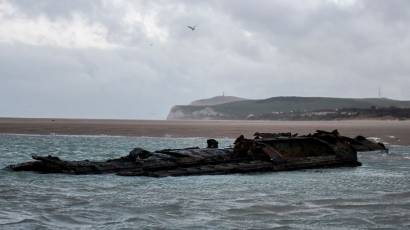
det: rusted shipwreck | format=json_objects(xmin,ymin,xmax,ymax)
[{"xmin": 6, "ymin": 130, "xmax": 386, "ymax": 177}]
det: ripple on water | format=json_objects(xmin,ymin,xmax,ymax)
[{"xmin": 1, "ymin": 135, "xmax": 410, "ymax": 229}]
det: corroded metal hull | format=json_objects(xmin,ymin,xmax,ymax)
[{"xmin": 6, "ymin": 130, "xmax": 385, "ymax": 177}]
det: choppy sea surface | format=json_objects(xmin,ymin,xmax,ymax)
[{"xmin": 0, "ymin": 134, "xmax": 409, "ymax": 230}]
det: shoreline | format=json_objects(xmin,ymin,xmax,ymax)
[{"xmin": 0, "ymin": 118, "xmax": 409, "ymax": 145}]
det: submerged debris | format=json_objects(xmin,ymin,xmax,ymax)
[{"xmin": 6, "ymin": 130, "xmax": 386, "ymax": 177}]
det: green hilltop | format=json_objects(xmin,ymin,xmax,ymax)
[{"xmin": 167, "ymin": 96, "xmax": 410, "ymax": 120}]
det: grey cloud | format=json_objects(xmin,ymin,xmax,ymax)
[{"xmin": 0, "ymin": 0, "xmax": 409, "ymax": 119}]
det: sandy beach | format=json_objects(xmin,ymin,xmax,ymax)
[{"xmin": 0, "ymin": 118, "xmax": 408, "ymax": 145}]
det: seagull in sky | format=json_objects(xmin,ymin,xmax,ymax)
[{"xmin": 187, "ymin": 25, "xmax": 197, "ymax": 31}]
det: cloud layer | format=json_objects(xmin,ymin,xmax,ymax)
[{"xmin": 1, "ymin": 0, "xmax": 409, "ymax": 119}]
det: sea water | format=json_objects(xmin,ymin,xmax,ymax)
[{"xmin": 0, "ymin": 134, "xmax": 409, "ymax": 229}]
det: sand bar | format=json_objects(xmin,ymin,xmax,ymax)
[{"xmin": 0, "ymin": 118, "xmax": 408, "ymax": 145}]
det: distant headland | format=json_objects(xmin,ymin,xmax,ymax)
[{"xmin": 167, "ymin": 96, "xmax": 410, "ymax": 120}]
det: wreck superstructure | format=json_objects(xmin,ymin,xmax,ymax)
[{"xmin": 6, "ymin": 130, "xmax": 386, "ymax": 177}]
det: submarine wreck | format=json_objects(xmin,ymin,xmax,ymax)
[{"xmin": 6, "ymin": 130, "xmax": 386, "ymax": 177}]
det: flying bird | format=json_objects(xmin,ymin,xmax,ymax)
[{"xmin": 187, "ymin": 25, "xmax": 196, "ymax": 31}]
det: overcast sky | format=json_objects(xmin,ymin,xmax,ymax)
[{"xmin": 1, "ymin": 0, "xmax": 409, "ymax": 119}]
